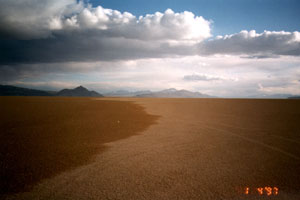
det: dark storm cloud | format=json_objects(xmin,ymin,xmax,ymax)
[
  {"xmin": 0, "ymin": 32, "xmax": 197, "ymax": 65},
  {"xmin": 0, "ymin": 0, "xmax": 83, "ymax": 39}
]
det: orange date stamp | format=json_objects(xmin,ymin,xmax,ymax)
[{"xmin": 243, "ymin": 186, "xmax": 279, "ymax": 196}]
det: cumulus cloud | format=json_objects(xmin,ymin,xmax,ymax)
[
  {"xmin": 1, "ymin": 0, "xmax": 300, "ymax": 67},
  {"xmin": 199, "ymin": 30, "xmax": 300, "ymax": 57},
  {"xmin": 0, "ymin": 0, "xmax": 84, "ymax": 39},
  {"xmin": 0, "ymin": 0, "xmax": 211, "ymax": 41},
  {"xmin": 72, "ymin": 7, "xmax": 211, "ymax": 41},
  {"xmin": 0, "ymin": 0, "xmax": 211, "ymax": 64}
]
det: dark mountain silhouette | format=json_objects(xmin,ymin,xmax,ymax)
[
  {"xmin": 0, "ymin": 85, "xmax": 103, "ymax": 97},
  {"xmin": 136, "ymin": 88, "xmax": 214, "ymax": 98},
  {"xmin": 288, "ymin": 96, "xmax": 300, "ymax": 99},
  {"xmin": 0, "ymin": 85, "xmax": 53, "ymax": 96},
  {"xmin": 56, "ymin": 86, "xmax": 103, "ymax": 97}
]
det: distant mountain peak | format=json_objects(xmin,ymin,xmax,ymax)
[
  {"xmin": 74, "ymin": 85, "xmax": 88, "ymax": 91},
  {"xmin": 76, "ymin": 85, "xmax": 85, "ymax": 89},
  {"xmin": 57, "ymin": 86, "xmax": 103, "ymax": 97},
  {"xmin": 162, "ymin": 88, "xmax": 177, "ymax": 92}
]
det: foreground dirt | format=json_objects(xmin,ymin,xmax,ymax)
[
  {"xmin": 2, "ymin": 98, "xmax": 300, "ymax": 199},
  {"xmin": 0, "ymin": 97, "xmax": 158, "ymax": 195}
]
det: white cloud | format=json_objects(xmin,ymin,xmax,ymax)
[
  {"xmin": 1, "ymin": 1, "xmax": 299, "ymax": 66},
  {"xmin": 258, "ymin": 81, "xmax": 300, "ymax": 95},
  {"xmin": 0, "ymin": 0, "xmax": 212, "ymax": 64},
  {"xmin": 200, "ymin": 30, "xmax": 300, "ymax": 57},
  {"xmin": 0, "ymin": 0, "xmax": 211, "ymax": 42}
]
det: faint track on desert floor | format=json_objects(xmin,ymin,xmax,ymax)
[
  {"xmin": 201, "ymin": 124, "xmax": 300, "ymax": 160},
  {"xmin": 212, "ymin": 122, "xmax": 300, "ymax": 145},
  {"xmin": 269, "ymin": 134, "xmax": 300, "ymax": 145}
]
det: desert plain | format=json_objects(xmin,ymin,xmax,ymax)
[{"xmin": 1, "ymin": 97, "xmax": 300, "ymax": 199}]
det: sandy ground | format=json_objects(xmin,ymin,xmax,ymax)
[{"xmin": 2, "ymin": 98, "xmax": 300, "ymax": 200}]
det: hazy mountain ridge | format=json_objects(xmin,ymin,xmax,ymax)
[
  {"xmin": 104, "ymin": 90, "xmax": 152, "ymax": 97},
  {"xmin": 245, "ymin": 93, "xmax": 296, "ymax": 99},
  {"xmin": 136, "ymin": 88, "xmax": 214, "ymax": 98}
]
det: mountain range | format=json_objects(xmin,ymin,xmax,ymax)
[
  {"xmin": 104, "ymin": 90, "xmax": 152, "ymax": 97},
  {"xmin": 0, "ymin": 85, "xmax": 103, "ymax": 97},
  {"xmin": 1, "ymin": 85, "xmax": 298, "ymax": 99},
  {"xmin": 136, "ymin": 88, "xmax": 214, "ymax": 98},
  {"xmin": 0, "ymin": 85, "xmax": 54, "ymax": 96},
  {"xmin": 245, "ymin": 93, "xmax": 294, "ymax": 99},
  {"xmin": 0, "ymin": 85, "xmax": 214, "ymax": 98},
  {"xmin": 288, "ymin": 96, "xmax": 300, "ymax": 99}
]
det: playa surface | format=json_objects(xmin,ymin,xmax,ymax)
[
  {"xmin": 1, "ymin": 97, "xmax": 300, "ymax": 199},
  {"xmin": 0, "ymin": 97, "xmax": 158, "ymax": 195}
]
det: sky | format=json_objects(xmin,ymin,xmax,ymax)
[
  {"xmin": 0, "ymin": 0, "xmax": 299, "ymax": 97},
  {"xmin": 92, "ymin": 0, "xmax": 300, "ymax": 36}
]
